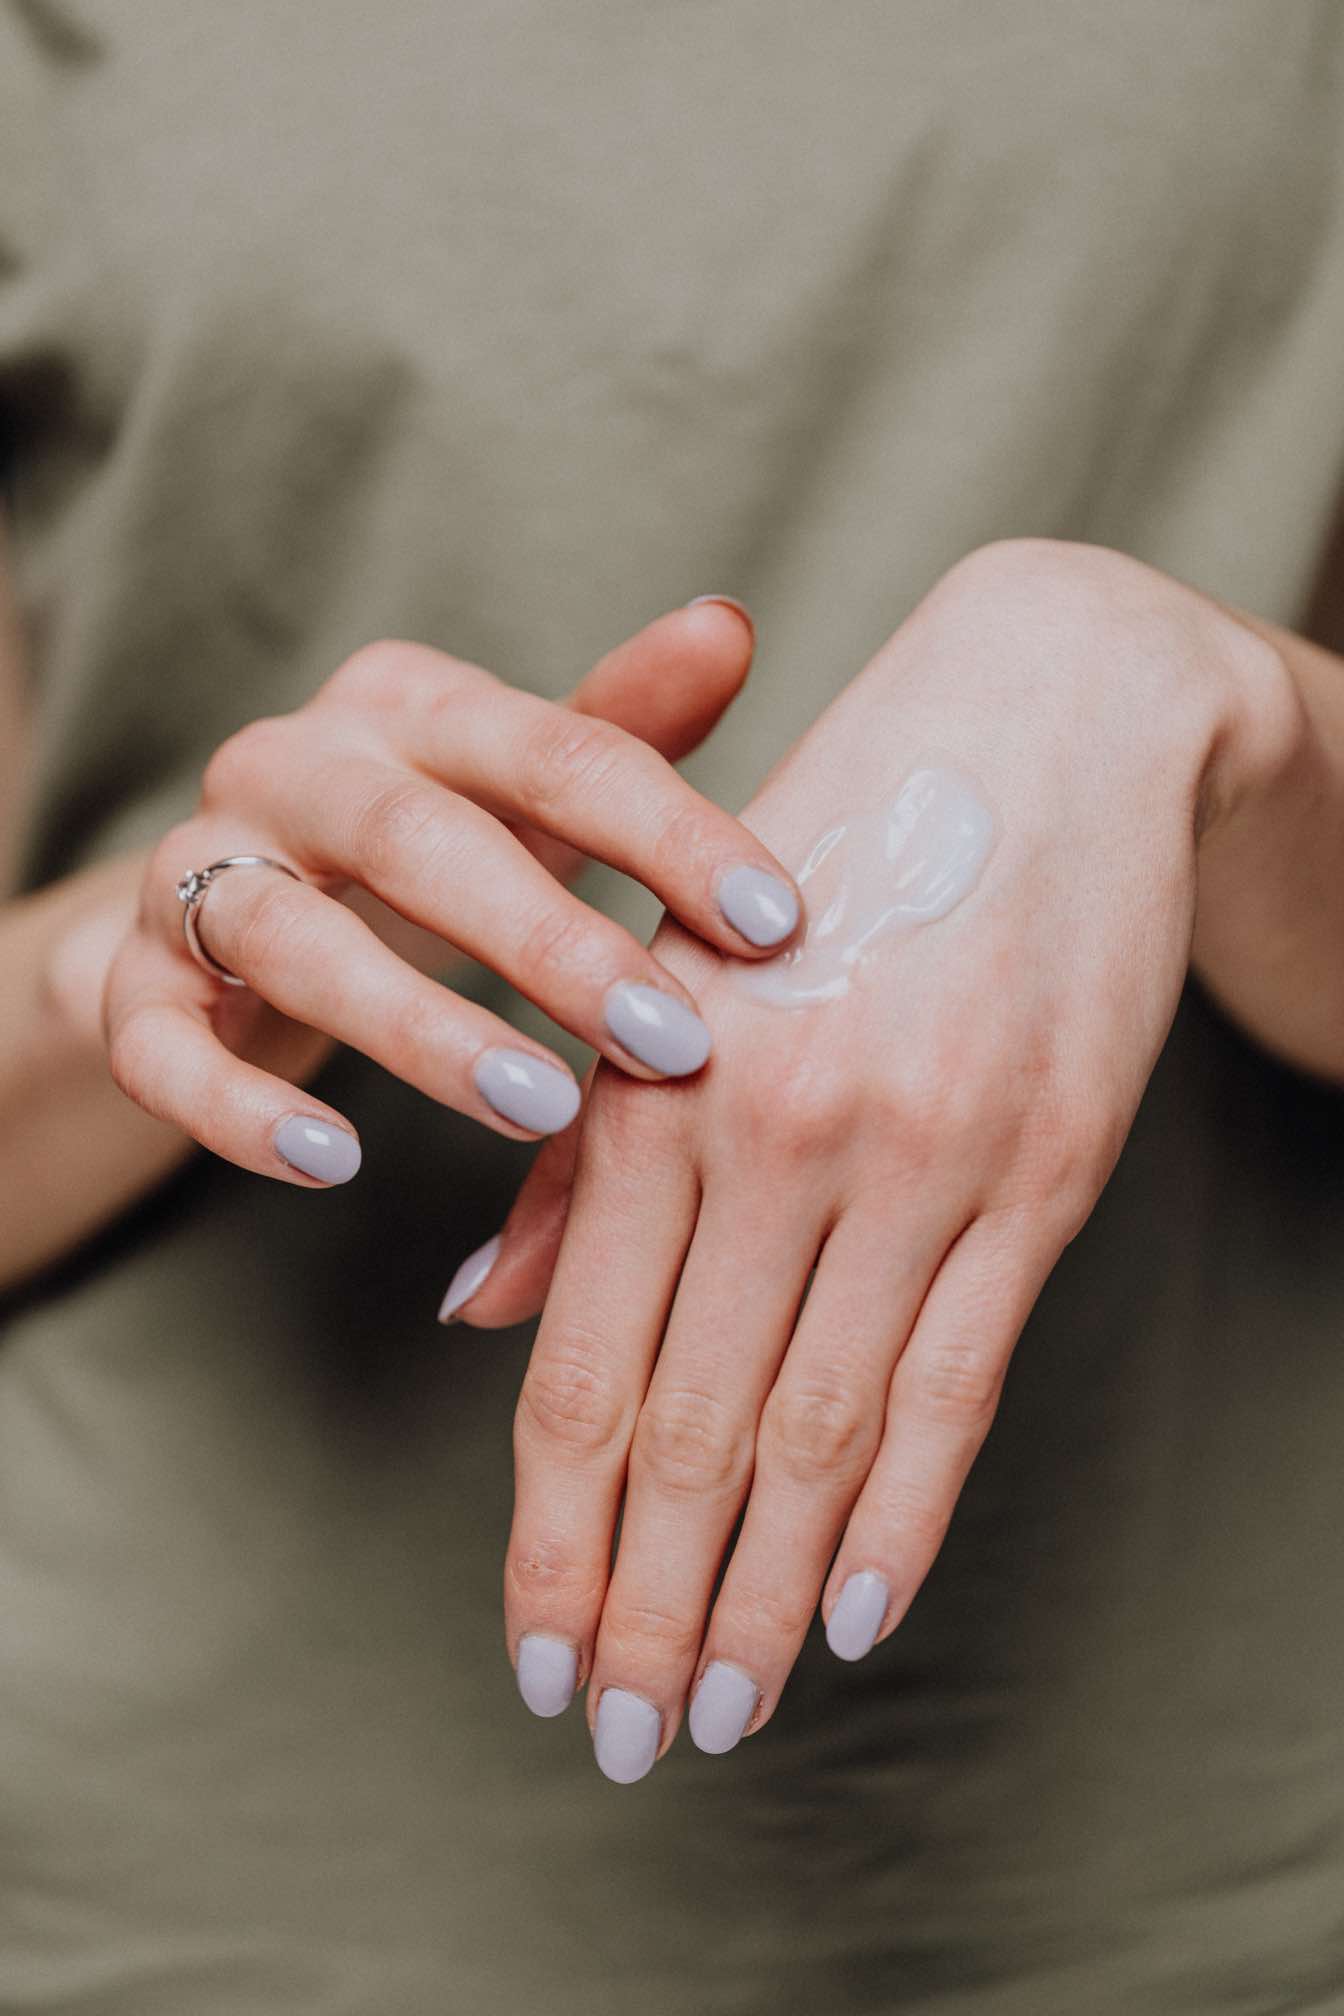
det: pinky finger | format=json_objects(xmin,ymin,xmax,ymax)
[
  {"xmin": 821, "ymin": 1212, "xmax": 1059, "ymax": 1661},
  {"xmin": 106, "ymin": 950, "xmax": 363, "ymax": 1189}
]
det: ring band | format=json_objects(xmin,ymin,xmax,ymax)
[{"xmin": 176, "ymin": 854, "xmax": 302, "ymax": 986}]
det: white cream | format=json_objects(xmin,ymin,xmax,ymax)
[{"xmin": 740, "ymin": 763, "xmax": 997, "ymax": 1009}]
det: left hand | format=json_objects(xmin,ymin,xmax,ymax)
[{"xmin": 453, "ymin": 540, "xmax": 1296, "ymax": 1778}]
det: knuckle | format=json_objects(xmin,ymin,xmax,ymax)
[
  {"xmin": 223, "ymin": 873, "xmax": 305, "ymax": 976},
  {"xmin": 1007, "ymin": 1113, "xmax": 1118, "ymax": 1240},
  {"xmin": 323, "ymin": 638, "xmax": 416, "ymax": 707},
  {"xmin": 729, "ymin": 1047, "xmax": 854, "ymax": 1163},
  {"xmin": 516, "ymin": 1343, "xmax": 626, "ymax": 1457},
  {"xmin": 348, "ymin": 776, "xmax": 454, "ymax": 881},
  {"xmin": 905, "ymin": 1337, "xmax": 1002, "ymax": 1427},
  {"xmin": 574, "ymin": 1069, "xmax": 692, "ymax": 1182},
  {"xmin": 632, "ymin": 1385, "xmax": 752, "ymax": 1500},
  {"xmin": 200, "ymin": 716, "xmax": 291, "ymax": 808},
  {"xmin": 505, "ymin": 1536, "xmax": 603, "ymax": 1611},
  {"xmin": 517, "ymin": 712, "xmax": 627, "ymax": 814},
  {"xmin": 601, "ymin": 1596, "xmax": 702, "ymax": 1664},
  {"xmin": 378, "ymin": 978, "xmax": 452, "ymax": 1068},
  {"xmin": 759, "ymin": 1379, "xmax": 877, "ymax": 1486},
  {"xmin": 874, "ymin": 1054, "xmax": 974, "ymax": 1170},
  {"xmin": 871, "ymin": 1476, "xmax": 953, "ymax": 1553},
  {"xmin": 648, "ymin": 795, "xmax": 715, "ymax": 889},
  {"xmin": 516, "ymin": 899, "xmax": 603, "ymax": 986},
  {"xmin": 722, "ymin": 1577, "xmax": 814, "ymax": 1647}
]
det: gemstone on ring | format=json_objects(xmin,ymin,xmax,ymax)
[{"xmin": 176, "ymin": 867, "xmax": 210, "ymax": 906}]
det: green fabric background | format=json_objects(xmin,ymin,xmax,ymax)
[{"xmin": 2, "ymin": 4, "xmax": 1344, "ymax": 2008}]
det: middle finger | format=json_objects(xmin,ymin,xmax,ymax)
[{"xmin": 686, "ymin": 1200, "xmax": 961, "ymax": 1754}]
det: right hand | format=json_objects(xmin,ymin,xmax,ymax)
[{"xmin": 101, "ymin": 601, "xmax": 801, "ymax": 1185}]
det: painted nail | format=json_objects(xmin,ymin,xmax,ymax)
[
  {"xmin": 273, "ymin": 1116, "xmax": 362, "ymax": 1185},
  {"xmin": 516, "ymin": 1634, "xmax": 579, "ymax": 1719},
  {"xmin": 687, "ymin": 594, "xmax": 755, "ymax": 644},
  {"xmin": 475, "ymin": 1048, "xmax": 581, "ymax": 1135},
  {"xmin": 437, "ymin": 1232, "xmax": 501, "ymax": 1325},
  {"xmin": 825, "ymin": 1571, "xmax": 890, "ymax": 1662},
  {"xmin": 717, "ymin": 865, "xmax": 800, "ymax": 948},
  {"xmin": 593, "ymin": 1688, "xmax": 661, "ymax": 1784},
  {"xmin": 688, "ymin": 1661, "xmax": 758, "ymax": 1755},
  {"xmin": 604, "ymin": 983, "xmax": 711, "ymax": 1077}
]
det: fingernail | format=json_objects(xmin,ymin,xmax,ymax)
[
  {"xmin": 516, "ymin": 1634, "xmax": 578, "ymax": 1718},
  {"xmin": 688, "ymin": 1661, "xmax": 758, "ymax": 1755},
  {"xmin": 475, "ymin": 1048, "xmax": 581, "ymax": 1135},
  {"xmin": 437, "ymin": 1232, "xmax": 501, "ymax": 1325},
  {"xmin": 717, "ymin": 865, "xmax": 800, "ymax": 948},
  {"xmin": 687, "ymin": 594, "xmax": 755, "ymax": 644},
  {"xmin": 593, "ymin": 1687, "xmax": 661, "ymax": 1784},
  {"xmin": 825, "ymin": 1571, "xmax": 890, "ymax": 1662},
  {"xmin": 273, "ymin": 1115, "xmax": 362, "ymax": 1185},
  {"xmin": 604, "ymin": 983, "xmax": 711, "ymax": 1077}
]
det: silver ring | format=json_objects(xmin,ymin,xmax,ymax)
[{"xmin": 176, "ymin": 854, "xmax": 303, "ymax": 986}]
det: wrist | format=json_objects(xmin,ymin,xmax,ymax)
[{"xmin": 1191, "ymin": 602, "xmax": 1305, "ymax": 848}]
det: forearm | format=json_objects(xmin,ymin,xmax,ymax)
[
  {"xmin": 1194, "ymin": 610, "xmax": 1344, "ymax": 1084},
  {"xmin": 0, "ymin": 853, "xmax": 195, "ymax": 1293}
]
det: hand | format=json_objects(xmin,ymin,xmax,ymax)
[
  {"xmin": 459, "ymin": 540, "xmax": 1295, "ymax": 1775},
  {"xmin": 102, "ymin": 602, "xmax": 802, "ymax": 1184}
]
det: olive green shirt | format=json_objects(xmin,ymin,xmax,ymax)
[{"xmin": 3, "ymin": 5, "xmax": 1344, "ymax": 2010}]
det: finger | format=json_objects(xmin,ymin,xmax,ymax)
[
  {"xmin": 439, "ymin": 1109, "xmax": 585, "ymax": 1328},
  {"xmin": 821, "ymin": 1211, "xmax": 1056, "ymax": 1663},
  {"xmin": 525, "ymin": 599, "xmax": 757, "ymax": 885},
  {"xmin": 104, "ymin": 932, "xmax": 364, "ymax": 1186},
  {"xmin": 504, "ymin": 1072, "xmax": 698, "ymax": 1740},
  {"xmin": 192, "ymin": 859, "xmax": 581, "ymax": 1140},
  {"xmin": 584, "ymin": 1185, "xmax": 822, "ymax": 1775},
  {"xmin": 566, "ymin": 599, "xmax": 755, "ymax": 761},
  {"xmin": 382, "ymin": 628, "xmax": 802, "ymax": 956},
  {"xmin": 195, "ymin": 758, "xmax": 717, "ymax": 1081},
  {"xmin": 687, "ymin": 1205, "xmax": 954, "ymax": 1752}
]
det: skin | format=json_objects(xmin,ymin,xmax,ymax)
[
  {"xmin": 0, "ymin": 577, "xmax": 794, "ymax": 1290},
  {"xmin": 450, "ymin": 537, "xmax": 1344, "ymax": 1776}
]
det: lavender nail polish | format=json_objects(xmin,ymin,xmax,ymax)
[
  {"xmin": 593, "ymin": 1688, "xmax": 660, "ymax": 1784},
  {"xmin": 604, "ymin": 983, "xmax": 711, "ymax": 1077},
  {"xmin": 475, "ymin": 1048, "xmax": 580, "ymax": 1134},
  {"xmin": 825, "ymin": 1571, "xmax": 890, "ymax": 1661},
  {"xmin": 717, "ymin": 865, "xmax": 800, "ymax": 948},
  {"xmin": 437, "ymin": 1233, "xmax": 501, "ymax": 1325},
  {"xmin": 688, "ymin": 1661, "xmax": 758, "ymax": 1755},
  {"xmin": 516, "ymin": 1635, "xmax": 578, "ymax": 1718},
  {"xmin": 273, "ymin": 1116, "xmax": 362, "ymax": 1185}
]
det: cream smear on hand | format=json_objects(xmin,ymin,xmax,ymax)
[{"xmin": 740, "ymin": 763, "xmax": 997, "ymax": 1009}]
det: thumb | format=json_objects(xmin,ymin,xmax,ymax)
[
  {"xmin": 568, "ymin": 595, "xmax": 755, "ymax": 757},
  {"xmin": 437, "ymin": 1115, "xmax": 582, "ymax": 1330},
  {"xmin": 520, "ymin": 596, "xmax": 755, "ymax": 882}
]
